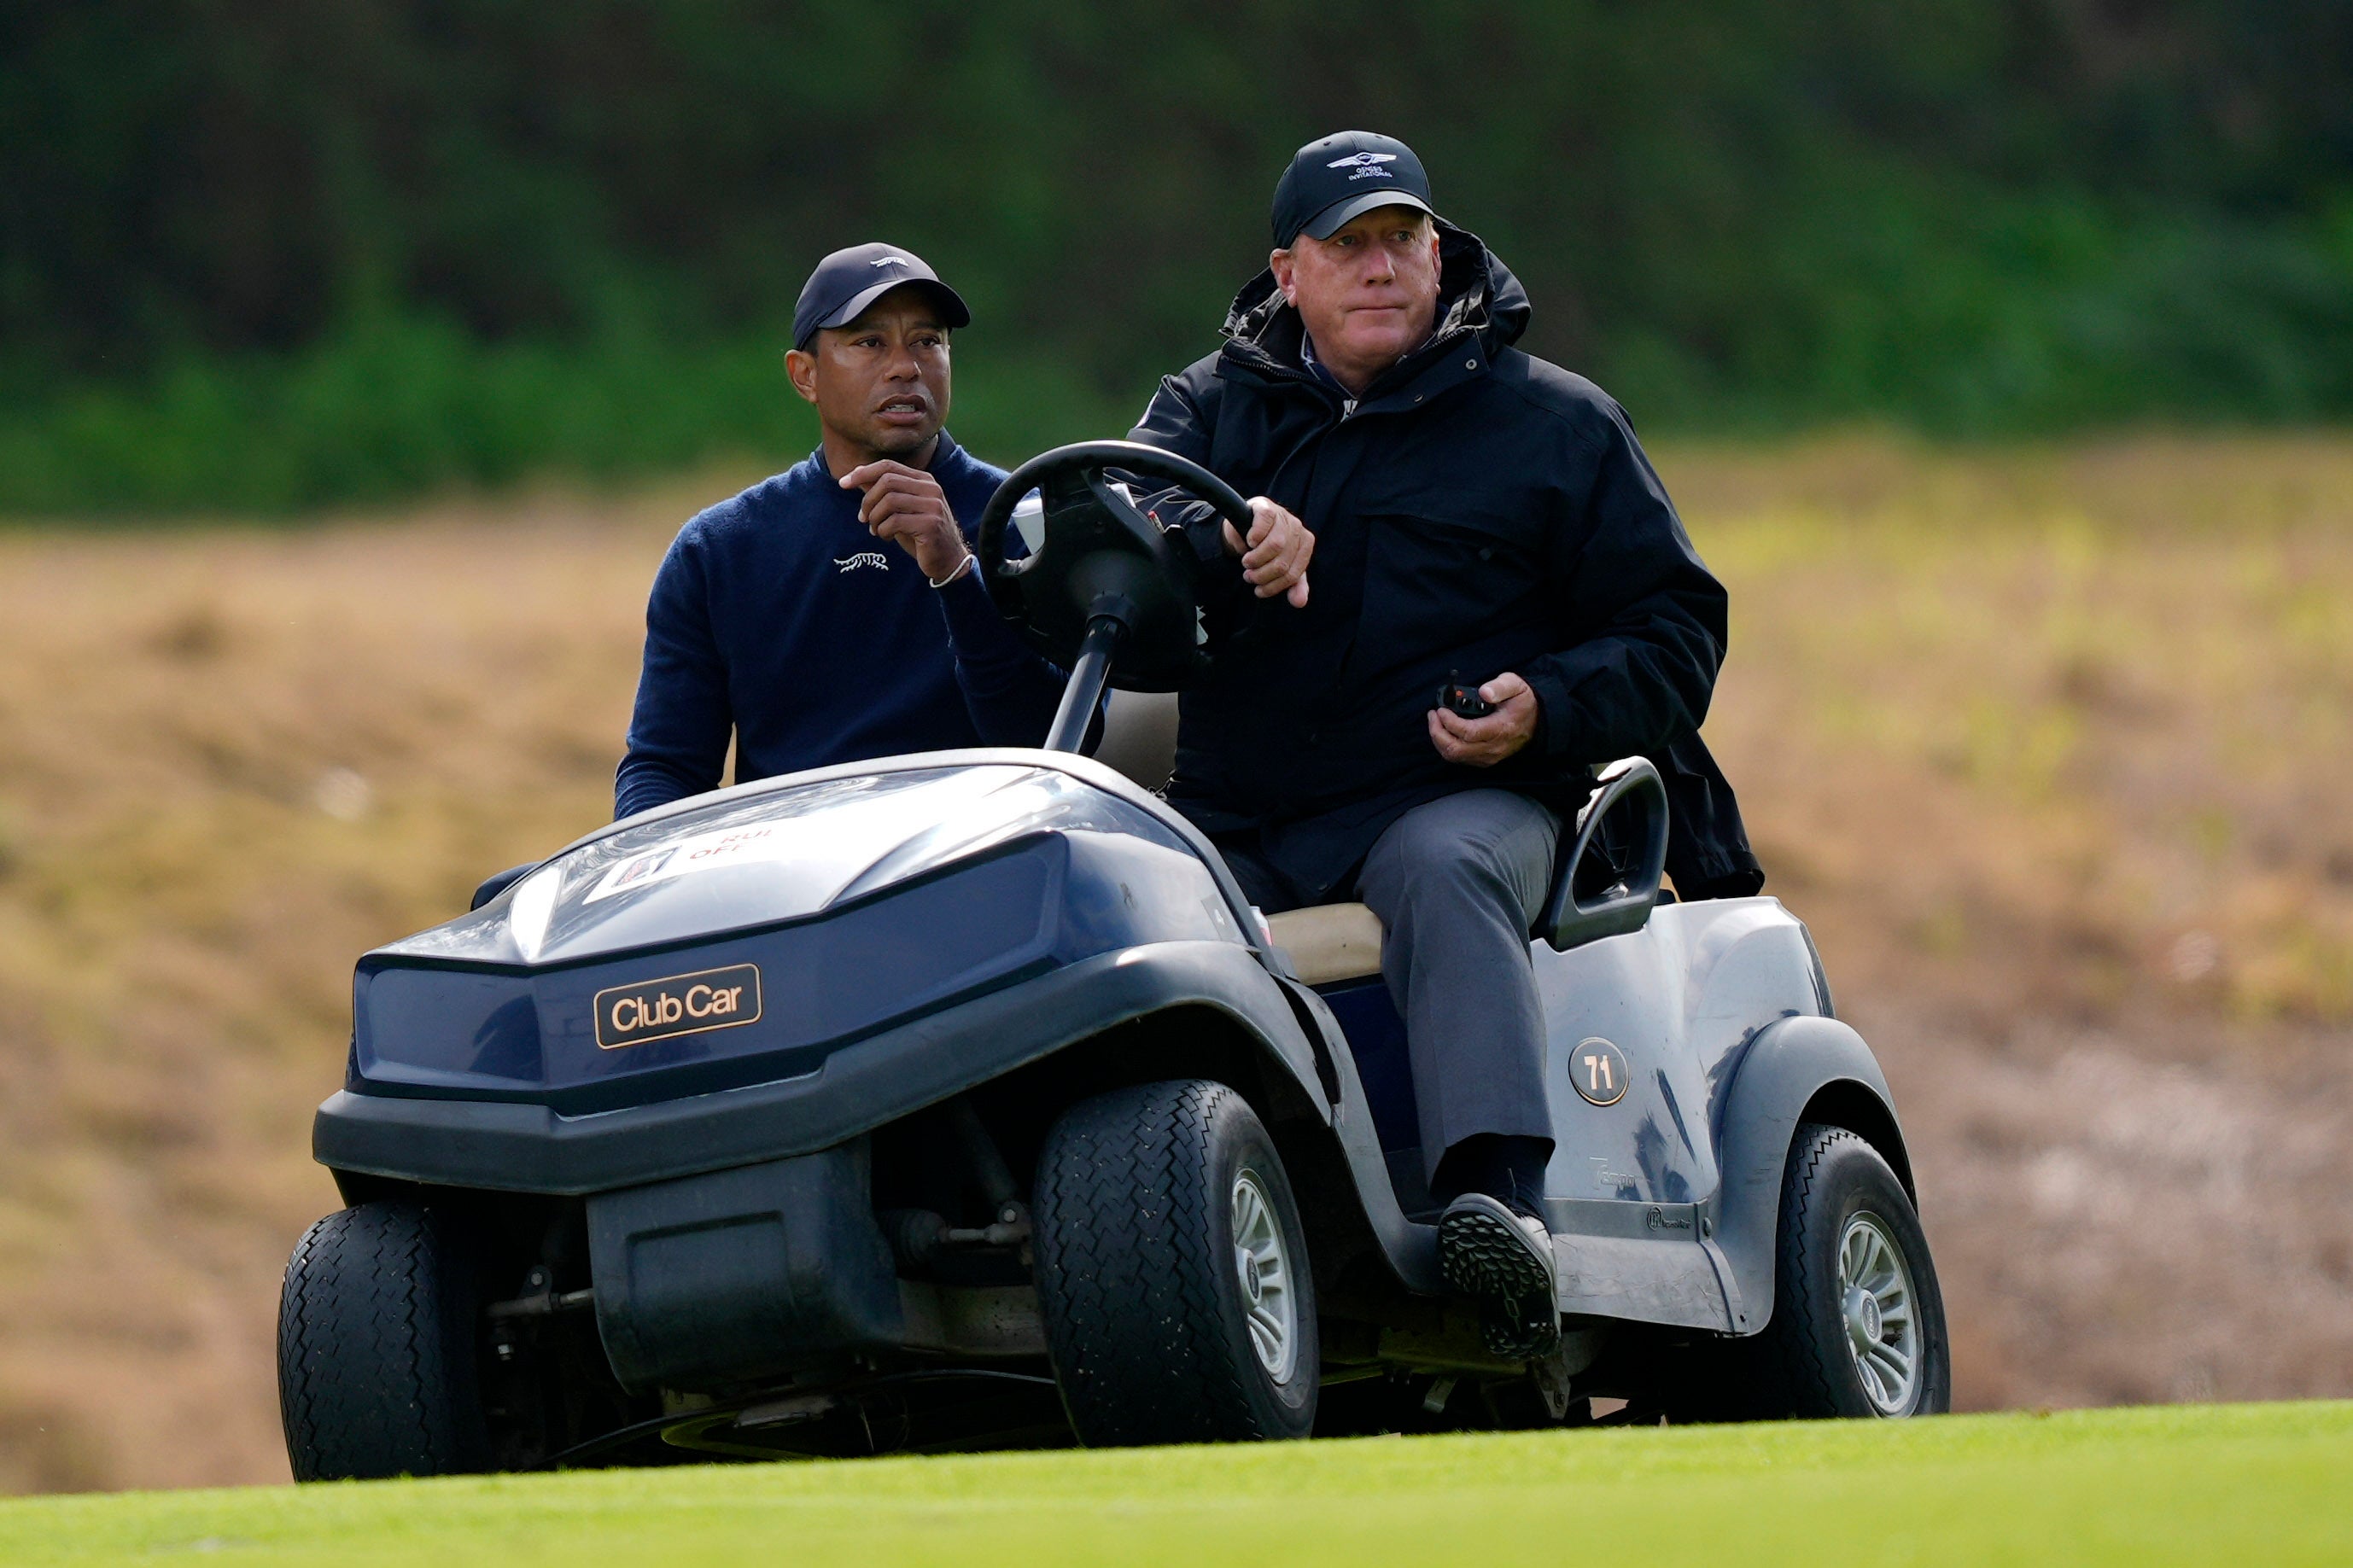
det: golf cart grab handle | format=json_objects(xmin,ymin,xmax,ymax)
[
  {"xmin": 1538, "ymin": 756, "xmax": 1670, "ymax": 952},
  {"xmin": 973, "ymin": 440, "xmax": 1255, "ymax": 580}
]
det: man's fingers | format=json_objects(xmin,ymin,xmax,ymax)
[
  {"xmin": 1245, "ymin": 545, "xmax": 1305, "ymax": 593},
  {"xmin": 1479, "ymin": 671, "xmax": 1533, "ymax": 706},
  {"xmin": 861, "ymin": 491, "xmax": 943, "ymax": 532},
  {"xmin": 1430, "ymin": 705, "xmax": 1514, "ymax": 767},
  {"xmin": 839, "ymin": 458, "xmax": 923, "ymax": 491},
  {"xmin": 1229, "ymin": 499, "xmax": 1313, "ymax": 605},
  {"xmin": 1428, "ymin": 710, "xmax": 1481, "ymax": 763},
  {"xmin": 1242, "ymin": 538, "xmax": 1292, "ymax": 574},
  {"xmin": 1244, "ymin": 498, "xmax": 1277, "ymax": 548},
  {"xmin": 1427, "ymin": 710, "xmax": 1458, "ymax": 758},
  {"xmin": 856, "ymin": 473, "xmax": 945, "ymax": 526},
  {"xmin": 1241, "ymin": 513, "xmax": 1311, "ymax": 569}
]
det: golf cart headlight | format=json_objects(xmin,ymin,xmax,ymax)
[{"xmin": 506, "ymin": 863, "xmax": 563, "ymax": 962}]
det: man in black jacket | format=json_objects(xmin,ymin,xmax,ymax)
[{"xmin": 1130, "ymin": 131, "xmax": 1760, "ymax": 1357}]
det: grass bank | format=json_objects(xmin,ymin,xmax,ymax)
[{"xmin": 2, "ymin": 1403, "xmax": 2348, "ymax": 1566}]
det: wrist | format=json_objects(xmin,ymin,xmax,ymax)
[{"xmin": 928, "ymin": 551, "xmax": 975, "ymax": 588}]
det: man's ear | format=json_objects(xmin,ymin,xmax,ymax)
[
  {"xmin": 785, "ymin": 346, "xmax": 820, "ymax": 405},
  {"xmin": 1269, "ymin": 248, "xmax": 1296, "ymax": 304}
]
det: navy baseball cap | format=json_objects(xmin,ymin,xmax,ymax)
[
  {"xmin": 791, "ymin": 242, "xmax": 971, "ymax": 350},
  {"xmin": 1270, "ymin": 131, "xmax": 1436, "ymax": 248}
]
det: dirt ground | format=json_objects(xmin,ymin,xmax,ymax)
[{"xmin": 0, "ymin": 435, "xmax": 2346, "ymax": 1491}]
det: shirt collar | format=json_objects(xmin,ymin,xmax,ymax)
[
  {"xmin": 1299, "ymin": 333, "xmax": 1358, "ymax": 414},
  {"xmin": 808, "ymin": 429, "xmax": 962, "ymax": 486}
]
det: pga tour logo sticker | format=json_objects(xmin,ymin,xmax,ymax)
[{"xmin": 1328, "ymin": 150, "xmax": 1397, "ymax": 181}]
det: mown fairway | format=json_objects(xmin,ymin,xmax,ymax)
[{"xmin": 3, "ymin": 1404, "xmax": 2349, "ymax": 1566}]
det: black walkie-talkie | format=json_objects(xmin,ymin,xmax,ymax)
[{"xmin": 1437, "ymin": 669, "xmax": 1494, "ymax": 719}]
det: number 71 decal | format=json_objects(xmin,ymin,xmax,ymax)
[{"xmin": 1571, "ymin": 1036, "xmax": 1631, "ymax": 1106}]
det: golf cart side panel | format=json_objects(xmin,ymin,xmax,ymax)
[
  {"xmin": 1270, "ymin": 976, "xmax": 1448, "ymax": 1297},
  {"xmin": 1709, "ymin": 1012, "xmax": 1910, "ymax": 1334},
  {"xmin": 1534, "ymin": 898, "xmax": 1824, "ymax": 1208},
  {"xmin": 318, "ymin": 940, "xmax": 1328, "ymax": 1192},
  {"xmin": 1516, "ymin": 898, "xmax": 1825, "ymax": 1332}
]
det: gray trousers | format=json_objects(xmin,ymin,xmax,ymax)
[{"xmin": 1226, "ymin": 790, "xmax": 1560, "ymax": 1181}]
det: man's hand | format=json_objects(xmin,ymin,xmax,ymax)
[
  {"xmin": 1428, "ymin": 672, "xmax": 1539, "ymax": 767},
  {"xmin": 841, "ymin": 460, "xmax": 969, "ymax": 582},
  {"xmin": 1222, "ymin": 497, "xmax": 1314, "ymax": 606}
]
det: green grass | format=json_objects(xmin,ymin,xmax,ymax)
[{"xmin": 3, "ymin": 1404, "xmax": 2347, "ymax": 1566}]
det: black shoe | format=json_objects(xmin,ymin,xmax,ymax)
[{"xmin": 1439, "ymin": 1192, "xmax": 1561, "ymax": 1360}]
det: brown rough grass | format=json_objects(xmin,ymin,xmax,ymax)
[{"xmin": 0, "ymin": 437, "xmax": 2348, "ymax": 1492}]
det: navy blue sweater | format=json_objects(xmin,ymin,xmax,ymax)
[{"xmin": 615, "ymin": 433, "xmax": 1064, "ymax": 819}]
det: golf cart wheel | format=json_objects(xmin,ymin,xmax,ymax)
[
  {"xmin": 277, "ymin": 1201, "xmax": 493, "ymax": 1480},
  {"xmin": 1033, "ymin": 1079, "xmax": 1318, "ymax": 1445},
  {"xmin": 1745, "ymin": 1124, "xmax": 1951, "ymax": 1419}
]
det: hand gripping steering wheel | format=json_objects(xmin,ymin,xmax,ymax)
[{"xmin": 974, "ymin": 440, "xmax": 1256, "ymax": 697}]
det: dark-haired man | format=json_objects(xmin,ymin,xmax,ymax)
[
  {"xmin": 616, "ymin": 243, "xmax": 1073, "ymax": 819},
  {"xmin": 1132, "ymin": 132, "xmax": 1762, "ymax": 1356}
]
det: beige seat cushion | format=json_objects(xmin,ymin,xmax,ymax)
[{"xmin": 1264, "ymin": 902, "xmax": 1387, "ymax": 985}]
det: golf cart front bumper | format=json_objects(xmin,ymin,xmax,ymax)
[{"xmin": 315, "ymin": 938, "xmax": 1324, "ymax": 1195}]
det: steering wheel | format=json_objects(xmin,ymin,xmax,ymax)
[{"xmin": 974, "ymin": 440, "xmax": 1255, "ymax": 691}]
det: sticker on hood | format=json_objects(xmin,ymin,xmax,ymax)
[{"xmin": 586, "ymin": 826, "xmax": 793, "ymax": 902}]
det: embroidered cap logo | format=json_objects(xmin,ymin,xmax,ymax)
[{"xmin": 1326, "ymin": 151, "xmax": 1398, "ymax": 181}]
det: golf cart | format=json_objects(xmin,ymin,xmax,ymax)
[{"xmin": 277, "ymin": 441, "xmax": 1949, "ymax": 1479}]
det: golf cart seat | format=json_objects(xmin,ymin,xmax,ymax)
[{"xmin": 1266, "ymin": 903, "xmax": 1386, "ymax": 985}]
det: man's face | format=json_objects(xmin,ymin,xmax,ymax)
[
  {"xmin": 1270, "ymin": 207, "xmax": 1442, "ymax": 388},
  {"xmin": 785, "ymin": 286, "xmax": 951, "ymax": 459}
]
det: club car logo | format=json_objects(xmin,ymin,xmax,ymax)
[
  {"xmin": 1327, "ymin": 150, "xmax": 1398, "ymax": 181},
  {"xmin": 1570, "ymin": 1036, "xmax": 1630, "ymax": 1107},
  {"xmin": 594, "ymin": 963, "xmax": 762, "ymax": 1050}
]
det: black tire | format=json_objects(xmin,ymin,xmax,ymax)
[
  {"xmin": 278, "ymin": 1201, "xmax": 493, "ymax": 1480},
  {"xmin": 1737, "ymin": 1123, "xmax": 1951, "ymax": 1419},
  {"xmin": 1032, "ymin": 1079, "xmax": 1318, "ymax": 1445}
]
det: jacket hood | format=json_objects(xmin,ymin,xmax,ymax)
[{"xmin": 1218, "ymin": 221, "xmax": 1531, "ymax": 372}]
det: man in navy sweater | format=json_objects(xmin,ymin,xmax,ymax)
[{"xmin": 616, "ymin": 244, "xmax": 1070, "ymax": 819}]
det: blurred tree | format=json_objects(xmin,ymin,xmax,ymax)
[{"xmin": 2, "ymin": 0, "xmax": 2350, "ymax": 508}]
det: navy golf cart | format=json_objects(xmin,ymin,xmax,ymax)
[{"xmin": 277, "ymin": 442, "xmax": 1948, "ymax": 1478}]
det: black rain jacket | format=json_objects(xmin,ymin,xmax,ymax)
[{"xmin": 1130, "ymin": 224, "xmax": 1763, "ymax": 904}]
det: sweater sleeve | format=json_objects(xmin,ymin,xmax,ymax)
[
  {"xmin": 932, "ymin": 567, "xmax": 1102, "ymax": 750},
  {"xmin": 614, "ymin": 527, "xmax": 733, "ymax": 819},
  {"xmin": 1519, "ymin": 401, "xmax": 1727, "ymax": 766}
]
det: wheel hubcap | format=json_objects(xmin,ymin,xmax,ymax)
[
  {"xmin": 1230, "ymin": 1169, "xmax": 1297, "ymax": 1383},
  {"xmin": 1837, "ymin": 1212, "xmax": 1921, "ymax": 1415}
]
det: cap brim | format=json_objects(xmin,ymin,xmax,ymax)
[
  {"xmin": 802, "ymin": 277, "xmax": 972, "ymax": 345},
  {"xmin": 1298, "ymin": 190, "xmax": 1436, "ymax": 242}
]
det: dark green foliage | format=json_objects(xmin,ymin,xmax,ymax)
[{"xmin": 3, "ymin": 1, "xmax": 2350, "ymax": 512}]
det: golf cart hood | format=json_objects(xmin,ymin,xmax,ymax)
[{"xmin": 350, "ymin": 754, "xmax": 1257, "ymax": 1114}]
